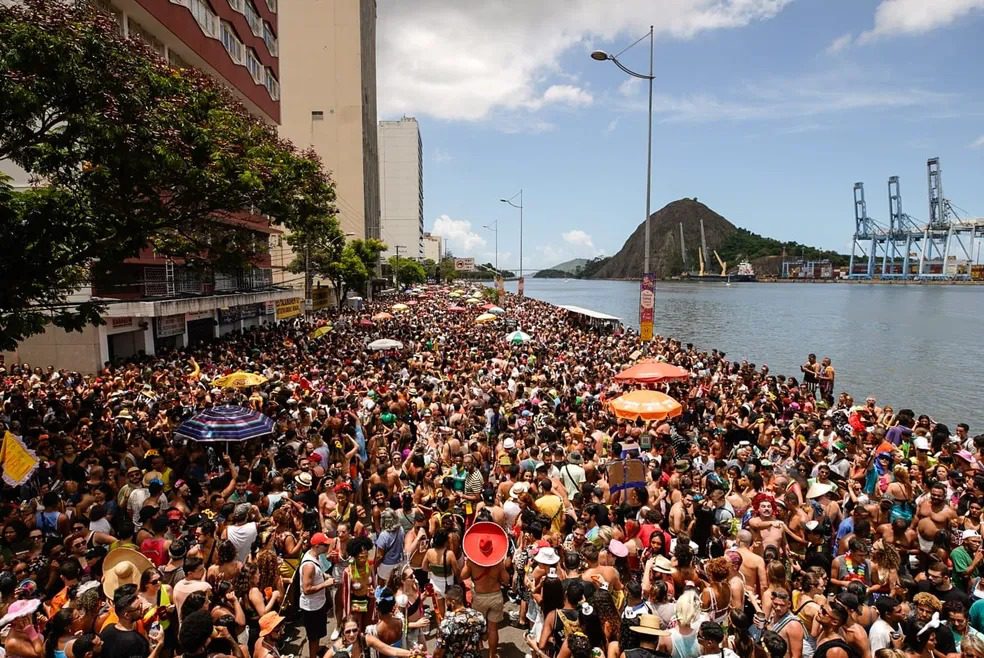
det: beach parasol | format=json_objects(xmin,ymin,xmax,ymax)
[
  {"xmin": 372, "ymin": 312, "xmax": 393, "ymax": 321},
  {"xmin": 448, "ymin": 305, "xmax": 467, "ymax": 312},
  {"xmin": 309, "ymin": 325, "xmax": 333, "ymax": 340},
  {"xmin": 505, "ymin": 330, "xmax": 531, "ymax": 345},
  {"xmin": 392, "ymin": 303, "xmax": 409, "ymax": 312},
  {"xmin": 608, "ymin": 390, "xmax": 683, "ymax": 422},
  {"xmin": 614, "ymin": 361, "xmax": 690, "ymax": 384},
  {"xmin": 175, "ymin": 405, "xmax": 274, "ymax": 443},
  {"xmin": 211, "ymin": 371, "xmax": 268, "ymax": 389},
  {"xmin": 368, "ymin": 338, "xmax": 404, "ymax": 351},
  {"xmin": 475, "ymin": 313, "xmax": 497, "ymax": 324},
  {"xmin": 488, "ymin": 306, "xmax": 506, "ymax": 315}
]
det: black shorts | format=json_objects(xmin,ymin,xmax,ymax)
[{"xmin": 300, "ymin": 604, "xmax": 327, "ymax": 641}]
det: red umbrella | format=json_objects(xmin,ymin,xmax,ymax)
[
  {"xmin": 614, "ymin": 360, "xmax": 690, "ymax": 384},
  {"xmin": 405, "ymin": 300, "xmax": 419, "ymax": 306},
  {"xmin": 359, "ymin": 318, "xmax": 375, "ymax": 327},
  {"xmin": 481, "ymin": 303, "xmax": 496, "ymax": 310},
  {"xmin": 448, "ymin": 305, "xmax": 467, "ymax": 312}
]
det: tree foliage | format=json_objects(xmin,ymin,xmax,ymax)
[
  {"xmin": 389, "ymin": 256, "xmax": 427, "ymax": 287},
  {"xmin": 718, "ymin": 228, "xmax": 848, "ymax": 266},
  {"xmin": 0, "ymin": 0, "xmax": 335, "ymax": 349},
  {"xmin": 291, "ymin": 237, "xmax": 387, "ymax": 303}
]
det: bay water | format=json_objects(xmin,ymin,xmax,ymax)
[{"xmin": 505, "ymin": 278, "xmax": 984, "ymax": 431}]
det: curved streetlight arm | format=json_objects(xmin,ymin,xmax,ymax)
[
  {"xmin": 608, "ymin": 55, "xmax": 654, "ymax": 81},
  {"xmin": 500, "ymin": 199, "xmax": 522, "ymax": 209}
]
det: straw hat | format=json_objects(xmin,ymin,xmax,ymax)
[
  {"xmin": 630, "ymin": 614, "xmax": 671, "ymax": 637},
  {"xmin": 294, "ymin": 472, "xmax": 312, "ymax": 488},
  {"xmin": 462, "ymin": 521, "xmax": 509, "ymax": 568},
  {"xmin": 102, "ymin": 547, "xmax": 154, "ymax": 598},
  {"xmin": 258, "ymin": 611, "xmax": 285, "ymax": 637},
  {"xmin": 509, "ymin": 482, "xmax": 530, "ymax": 500},
  {"xmin": 0, "ymin": 598, "xmax": 41, "ymax": 627},
  {"xmin": 806, "ymin": 481, "xmax": 835, "ymax": 499},
  {"xmin": 650, "ymin": 555, "xmax": 673, "ymax": 574}
]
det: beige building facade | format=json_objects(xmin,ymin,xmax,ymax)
[
  {"xmin": 379, "ymin": 117, "xmax": 423, "ymax": 260},
  {"xmin": 423, "ymin": 232, "xmax": 442, "ymax": 263},
  {"xmin": 277, "ymin": 0, "xmax": 380, "ymax": 272}
]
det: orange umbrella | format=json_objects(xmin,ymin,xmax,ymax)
[
  {"xmin": 614, "ymin": 360, "xmax": 690, "ymax": 384},
  {"xmin": 608, "ymin": 390, "xmax": 683, "ymax": 421}
]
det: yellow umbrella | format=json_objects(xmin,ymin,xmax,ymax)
[
  {"xmin": 309, "ymin": 325, "xmax": 332, "ymax": 339},
  {"xmin": 474, "ymin": 313, "xmax": 497, "ymax": 324},
  {"xmin": 465, "ymin": 297, "xmax": 481, "ymax": 305},
  {"xmin": 449, "ymin": 290, "xmax": 464, "ymax": 298},
  {"xmin": 607, "ymin": 390, "xmax": 682, "ymax": 421},
  {"xmin": 211, "ymin": 371, "xmax": 268, "ymax": 389},
  {"xmin": 372, "ymin": 312, "xmax": 393, "ymax": 321},
  {"xmin": 392, "ymin": 303, "xmax": 409, "ymax": 312}
]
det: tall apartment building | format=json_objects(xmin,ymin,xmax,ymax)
[
  {"xmin": 5, "ymin": 0, "xmax": 302, "ymax": 372},
  {"xmin": 378, "ymin": 117, "xmax": 423, "ymax": 260},
  {"xmin": 277, "ymin": 0, "xmax": 380, "ymax": 250}
]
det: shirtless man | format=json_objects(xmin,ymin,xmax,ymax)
[
  {"xmin": 668, "ymin": 491, "xmax": 694, "ymax": 537},
  {"xmin": 736, "ymin": 530, "xmax": 767, "ymax": 597},
  {"xmin": 580, "ymin": 541, "xmax": 623, "ymax": 593},
  {"xmin": 748, "ymin": 494, "xmax": 803, "ymax": 556},
  {"xmin": 913, "ymin": 482, "xmax": 958, "ymax": 557},
  {"xmin": 461, "ymin": 551, "xmax": 510, "ymax": 658}
]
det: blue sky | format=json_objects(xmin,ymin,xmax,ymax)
[{"xmin": 376, "ymin": 1, "xmax": 984, "ymax": 272}]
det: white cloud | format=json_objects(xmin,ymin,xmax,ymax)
[
  {"xmin": 605, "ymin": 117, "xmax": 620, "ymax": 134},
  {"xmin": 826, "ymin": 33, "xmax": 853, "ymax": 54},
  {"xmin": 971, "ymin": 135, "xmax": 984, "ymax": 149},
  {"xmin": 377, "ymin": 0, "xmax": 792, "ymax": 122},
  {"xmin": 858, "ymin": 0, "xmax": 984, "ymax": 43},
  {"xmin": 431, "ymin": 147, "xmax": 452, "ymax": 163},
  {"xmin": 538, "ymin": 84, "xmax": 594, "ymax": 108},
  {"xmin": 562, "ymin": 229, "xmax": 597, "ymax": 249},
  {"xmin": 611, "ymin": 70, "xmax": 954, "ymax": 123},
  {"xmin": 430, "ymin": 215, "xmax": 487, "ymax": 254},
  {"xmin": 618, "ymin": 78, "xmax": 643, "ymax": 98}
]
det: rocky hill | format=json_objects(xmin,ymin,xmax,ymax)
[
  {"xmin": 585, "ymin": 198, "xmax": 848, "ymax": 279},
  {"xmin": 591, "ymin": 198, "xmax": 737, "ymax": 279}
]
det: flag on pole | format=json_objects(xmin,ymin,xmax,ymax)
[{"xmin": 0, "ymin": 431, "xmax": 39, "ymax": 486}]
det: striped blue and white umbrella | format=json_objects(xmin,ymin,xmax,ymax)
[{"xmin": 174, "ymin": 405, "xmax": 274, "ymax": 443}]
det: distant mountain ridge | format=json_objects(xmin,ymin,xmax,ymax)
[{"xmin": 534, "ymin": 258, "xmax": 588, "ymax": 278}]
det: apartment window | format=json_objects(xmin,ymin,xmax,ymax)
[
  {"xmin": 220, "ymin": 22, "xmax": 244, "ymax": 63},
  {"xmin": 264, "ymin": 69, "xmax": 279, "ymax": 100},
  {"xmin": 246, "ymin": 49, "xmax": 262, "ymax": 82},
  {"xmin": 263, "ymin": 22, "xmax": 278, "ymax": 56},
  {"xmin": 190, "ymin": 0, "xmax": 218, "ymax": 37},
  {"xmin": 244, "ymin": 0, "xmax": 263, "ymax": 37},
  {"xmin": 311, "ymin": 111, "xmax": 324, "ymax": 121},
  {"xmin": 265, "ymin": 0, "xmax": 277, "ymax": 13}
]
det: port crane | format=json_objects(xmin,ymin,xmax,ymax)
[{"xmin": 849, "ymin": 157, "xmax": 983, "ymax": 280}]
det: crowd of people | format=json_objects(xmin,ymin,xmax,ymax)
[{"xmin": 0, "ymin": 284, "xmax": 981, "ymax": 658}]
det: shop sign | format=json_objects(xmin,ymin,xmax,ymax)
[
  {"xmin": 156, "ymin": 314, "xmax": 185, "ymax": 338},
  {"xmin": 275, "ymin": 298, "xmax": 302, "ymax": 320}
]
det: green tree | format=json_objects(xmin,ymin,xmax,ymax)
[
  {"xmin": 0, "ymin": 0, "xmax": 334, "ymax": 348},
  {"xmin": 389, "ymin": 256, "xmax": 427, "ymax": 286},
  {"xmin": 439, "ymin": 257, "xmax": 459, "ymax": 283}
]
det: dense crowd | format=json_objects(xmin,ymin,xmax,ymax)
[{"xmin": 0, "ymin": 285, "xmax": 981, "ymax": 658}]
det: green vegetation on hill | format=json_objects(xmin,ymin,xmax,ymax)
[{"xmin": 718, "ymin": 228, "xmax": 849, "ymax": 266}]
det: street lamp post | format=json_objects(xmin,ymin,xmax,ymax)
[
  {"xmin": 482, "ymin": 220, "xmax": 499, "ymax": 273},
  {"xmin": 591, "ymin": 26, "xmax": 655, "ymax": 341},
  {"xmin": 394, "ymin": 245, "xmax": 405, "ymax": 289},
  {"xmin": 500, "ymin": 190, "xmax": 523, "ymax": 294}
]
